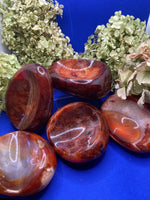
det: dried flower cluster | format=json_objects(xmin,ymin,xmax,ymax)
[
  {"xmin": 0, "ymin": 53, "xmax": 21, "ymax": 112},
  {"xmin": 82, "ymin": 11, "xmax": 148, "ymax": 86},
  {"xmin": 117, "ymin": 38, "xmax": 150, "ymax": 106},
  {"xmin": 0, "ymin": 0, "xmax": 77, "ymax": 68}
]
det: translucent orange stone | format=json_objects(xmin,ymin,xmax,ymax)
[
  {"xmin": 103, "ymin": 111, "xmax": 142, "ymax": 143},
  {"xmin": 6, "ymin": 63, "xmax": 53, "ymax": 131},
  {"xmin": 0, "ymin": 131, "xmax": 57, "ymax": 196},
  {"xmin": 47, "ymin": 102, "xmax": 109, "ymax": 163},
  {"xmin": 101, "ymin": 94, "xmax": 150, "ymax": 153},
  {"xmin": 48, "ymin": 59, "xmax": 112, "ymax": 99}
]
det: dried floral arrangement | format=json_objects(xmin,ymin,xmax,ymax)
[{"xmin": 0, "ymin": 1, "xmax": 149, "ymax": 112}]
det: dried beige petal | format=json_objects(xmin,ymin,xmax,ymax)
[
  {"xmin": 137, "ymin": 89, "xmax": 150, "ymax": 106},
  {"xmin": 117, "ymin": 87, "xmax": 127, "ymax": 100}
]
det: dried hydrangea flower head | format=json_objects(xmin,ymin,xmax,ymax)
[
  {"xmin": 117, "ymin": 38, "xmax": 150, "ymax": 106},
  {"xmin": 0, "ymin": 0, "xmax": 77, "ymax": 68},
  {"xmin": 0, "ymin": 53, "xmax": 21, "ymax": 113},
  {"xmin": 82, "ymin": 11, "xmax": 148, "ymax": 86}
]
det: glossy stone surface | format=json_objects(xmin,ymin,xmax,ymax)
[
  {"xmin": 48, "ymin": 59, "xmax": 112, "ymax": 99},
  {"xmin": 0, "ymin": 131, "xmax": 57, "ymax": 196},
  {"xmin": 47, "ymin": 102, "xmax": 109, "ymax": 163},
  {"xmin": 6, "ymin": 63, "xmax": 53, "ymax": 131},
  {"xmin": 101, "ymin": 94, "xmax": 150, "ymax": 153}
]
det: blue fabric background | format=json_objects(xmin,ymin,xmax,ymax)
[{"xmin": 0, "ymin": 0, "xmax": 150, "ymax": 199}]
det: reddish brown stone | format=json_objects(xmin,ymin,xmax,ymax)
[
  {"xmin": 0, "ymin": 131, "xmax": 57, "ymax": 196},
  {"xmin": 47, "ymin": 102, "xmax": 109, "ymax": 163},
  {"xmin": 101, "ymin": 94, "xmax": 150, "ymax": 153},
  {"xmin": 6, "ymin": 63, "xmax": 53, "ymax": 131},
  {"xmin": 48, "ymin": 59, "xmax": 112, "ymax": 99}
]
